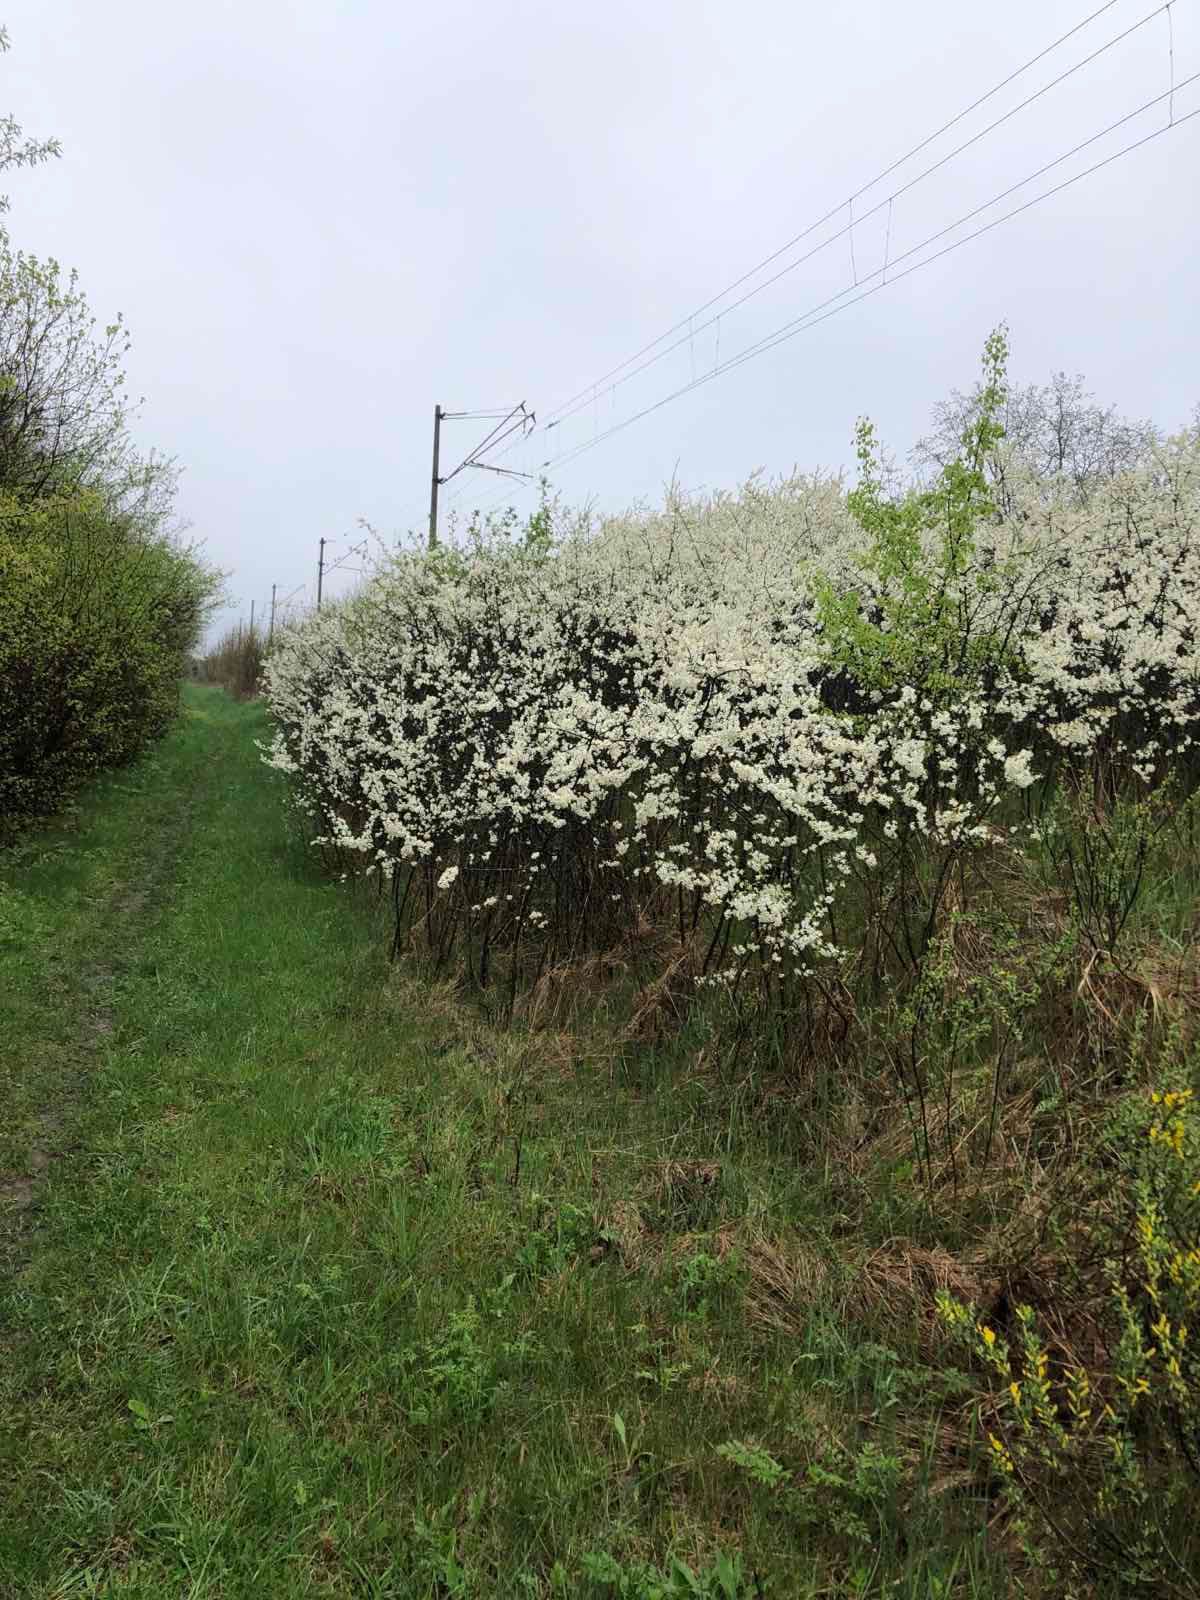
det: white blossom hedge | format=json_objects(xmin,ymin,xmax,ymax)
[{"xmin": 263, "ymin": 345, "xmax": 1200, "ymax": 1015}]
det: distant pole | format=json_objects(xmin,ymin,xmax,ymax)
[
  {"xmin": 429, "ymin": 404, "xmax": 443, "ymax": 551},
  {"xmin": 269, "ymin": 583, "xmax": 277, "ymax": 642},
  {"xmin": 250, "ymin": 598, "xmax": 255, "ymax": 635},
  {"xmin": 317, "ymin": 536, "xmax": 326, "ymax": 610}
]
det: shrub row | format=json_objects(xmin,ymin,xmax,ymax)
[
  {"xmin": 261, "ymin": 335, "xmax": 1200, "ymax": 1592},
  {"xmin": 0, "ymin": 237, "xmax": 219, "ymax": 840},
  {"xmin": 262, "ymin": 339, "xmax": 1200, "ymax": 1009},
  {"xmin": 195, "ymin": 622, "xmax": 266, "ymax": 700},
  {"xmin": 0, "ymin": 487, "xmax": 216, "ymax": 838}
]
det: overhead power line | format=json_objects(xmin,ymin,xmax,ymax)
[
  {"xmin": 430, "ymin": 401, "xmax": 537, "ymax": 544},
  {"xmin": 267, "ymin": 0, "xmax": 1194, "ymax": 601},
  {"xmin": 469, "ymin": 0, "xmax": 1177, "ymax": 498},
  {"xmin": 462, "ymin": 72, "xmax": 1197, "ymax": 525},
  {"xmin": 538, "ymin": 0, "xmax": 1175, "ymax": 440},
  {"xmin": 323, "ymin": 538, "xmax": 369, "ymax": 578},
  {"xmin": 532, "ymin": 0, "xmax": 1140, "ymax": 434},
  {"xmin": 441, "ymin": 409, "xmax": 526, "ymax": 420},
  {"xmin": 541, "ymin": 83, "xmax": 1199, "ymax": 475}
]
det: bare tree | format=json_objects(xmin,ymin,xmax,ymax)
[{"xmin": 914, "ymin": 367, "xmax": 1161, "ymax": 504}]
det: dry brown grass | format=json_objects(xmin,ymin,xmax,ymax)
[
  {"xmin": 1073, "ymin": 940, "xmax": 1200, "ymax": 1039},
  {"xmin": 854, "ymin": 1240, "xmax": 995, "ymax": 1344},
  {"xmin": 522, "ymin": 949, "xmax": 635, "ymax": 1029},
  {"xmin": 742, "ymin": 1227, "xmax": 993, "ymax": 1350},
  {"xmin": 598, "ymin": 1198, "xmax": 650, "ymax": 1271},
  {"xmin": 743, "ymin": 1231, "xmax": 834, "ymax": 1338}
]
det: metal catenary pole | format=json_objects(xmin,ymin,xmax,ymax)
[
  {"xmin": 317, "ymin": 536, "xmax": 326, "ymax": 610},
  {"xmin": 428, "ymin": 402, "xmax": 535, "ymax": 550},
  {"xmin": 428, "ymin": 404, "xmax": 443, "ymax": 550},
  {"xmin": 269, "ymin": 583, "xmax": 277, "ymax": 642}
]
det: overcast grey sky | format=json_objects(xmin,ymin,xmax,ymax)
[{"xmin": 4, "ymin": 0, "xmax": 1197, "ymax": 632}]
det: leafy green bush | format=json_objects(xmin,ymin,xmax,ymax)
[
  {"xmin": 0, "ymin": 486, "xmax": 216, "ymax": 838},
  {"xmin": 0, "ymin": 206, "xmax": 220, "ymax": 840}
]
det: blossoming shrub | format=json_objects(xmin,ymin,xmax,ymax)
[
  {"xmin": 263, "ymin": 339, "xmax": 1200, "ymax": 1027},
  {"xmin": 938, "ymin": 1077, "xmax": 1200, "ymax": 1595}
]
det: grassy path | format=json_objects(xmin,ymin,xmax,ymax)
[{"xmin": 0, "ymin": 687, "xmax": 999, "ymax": 1599}]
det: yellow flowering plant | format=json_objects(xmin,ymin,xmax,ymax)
[{"xmin": 937, "ymin": 1076, "xmax": 1200, "ymax": 1594}]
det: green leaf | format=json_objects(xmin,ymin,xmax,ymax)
[
  {"xmin": 712, "ymin": 1550, "xmax": 744, "ymax": 1599},
  {"xmin": 668, "ymin": 1556, "xmax": 701, "ymax": 1592},
  {"xmin": 612, "ymin": 1411, "xmax": 627, "ymax": 1453}
]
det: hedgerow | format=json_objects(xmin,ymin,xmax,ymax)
[
  {"xmin": 263, "ymin": 336, "xmax": 1200, "ymax": 1583},
  {"xmin": 263, "ymin": 334, "xmax": 1200, "ymax": 1012},
  {"xmin": 0, "ymin": 488, "xmax": 215, "ymax": 837},
  {"xmin": 196, "ymin": 621, "xmax": 266, "ymax": 700},
  {"xmin": 0, "ymin": 236, "xmax": 220, "ymax": 840}
]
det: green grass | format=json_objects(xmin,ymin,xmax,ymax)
[{"xmin": 0, "ymin": 686, "xmax": 1032, "ymax": 1596}]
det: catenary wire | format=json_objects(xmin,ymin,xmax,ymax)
[
  {"xmin": 537, "ymin": 0, "xmax": 1175, "ymax": 440},
  {"xmin": 531, "ymin": 0, "xmax": 1135, "ymax": 431},
  {"xmin": 466, "ymin": 73, "xmax": 1197, "ymax": 516},
  {"xmin": 542, "ymin": 86, "xmax": 1199, "ymax": 475}
]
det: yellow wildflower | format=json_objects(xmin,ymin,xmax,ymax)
[{"xmin": 987, "ymin": 1433, "xmax": 1014, "ymax": 1473}]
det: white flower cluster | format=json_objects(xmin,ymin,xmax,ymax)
[{"xmin": 262, "ymin": 431, "xmax": 1200, "ymax": 992}]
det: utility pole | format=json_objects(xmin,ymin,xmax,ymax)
[
  {"xmin": 428, "ymin": 404, "xmax": 443, "ymax": 551},
  {"xmin": 250, "ymin": 598, "xmax": 255, "ymax": 635},
  {"xmin": 427, "ymin": 401, "xmax": 535, "ymax": 551},
  {"xmin": 269, "ymin": 583, "xmax": 277, "ymax": 643},
  {"xmin": 317, "ymin": 536, "xmax": 326, "ymax": 610}
]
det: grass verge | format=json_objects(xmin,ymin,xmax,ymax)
[{"xmin": 0, "ymin": 685, "xmax": 1140, "ymax": 1596}]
